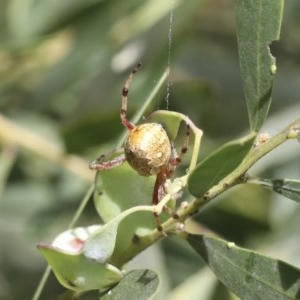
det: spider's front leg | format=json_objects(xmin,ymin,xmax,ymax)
[{"xmin": 89, "ymin": 154, "xmax": 126, "ymax": 171}]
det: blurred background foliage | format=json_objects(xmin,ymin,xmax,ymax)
[{"xmin": 0, "ymin": 0, "xmax": 300, "ymax": 299}]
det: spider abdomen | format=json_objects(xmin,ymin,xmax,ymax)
[{"xmin": 125, "ymin": 123, "xmax": 171, "ymax": 176}]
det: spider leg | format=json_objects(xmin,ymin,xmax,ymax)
[
  {"xmin": 153, "ymin": 124, "xmax": 191, "ymax": 232},
  {"xmin": 89, "ymin": 154, "xmax": 126, "ymax": 171},
  {"xmin": 152, "ymin": 171, "xmax": 167, "ymax": 205},
  {"xmin": 152, "ymin": 170, "xmax": 182, "ymax": 233},
  {"xmin": 168, "ymin": 122, "xmax": 191, "ymax": 175},
  {"xmin": 162, "ymin": 205, "xmax": 180, "ymax": 221},
  {"xmin": 152, "ymin": 171, "xmax": 167, "ymax": 231},
  {"xmin": 92, "ymin": 148, "xmax": 124, "ymax": 164},
  {"xmin": 120, "ymin": 63, "xmax": 141, "ymax": 130},
  {"xmin": 152, "ymin": 123, "xmax": 191, "ymax": 205}
]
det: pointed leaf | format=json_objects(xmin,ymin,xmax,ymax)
[
  {"xmin": 83, "ymin": 221, "xmax": 120, "ymax": 263},
  {"xmin": 249, "ymin": 178, "xmax": 300, "ymax": 204},
  {"xmin": 188, "ymin": 133, "xmax": 256, "ymax": 197},
  {"xmin": 187, "ymin": 234, "xmax": 300, "ymax": 300},
  {"xmin": 101, "ymin": 269, "xmax": 159, "ymax": 300},
  {"xmin": 38, "ymin": 206, "xmax": 157, "ymax": 291},
  {"xmin": 235, "ymin": 0, "xmax": 284, "ymax": 131},
  {"xmin": 37, "ymin": 243, "xmax": 122, "ymax": 292}
]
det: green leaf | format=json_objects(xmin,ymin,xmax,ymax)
[
  {"xmin": 187, "ymin": 234, "xmax": 300, "ymax": 300},
  {"xmin": 83, "ymin": 223, "xmax": 120, "ymax": 263},
  {"xmin": 100, "ymin": 269, "xmax": 160, "ymax": 300},
  {"xmin": 146, "ymin": 110, "xmax": 186, "ymax": 141},
  {"xmin": 235, "ymin": 0, "xmax": 284, "ymax": 131},
  {"xmin": 94, "ymin": 162, "xmax": 155, "ymax": 222},
  {"xmin": 37, "ymin": 221, "xmax": 126, "ymax": 291},
  {"xmin": 37, "ymin": 243, "xmax": 122, "ymax": 292},
  {"xmin": 94, "ymin": 162, "xmax": 171, "ymax": 261},
  {"xmin": 248, "ymin": 178, "xmax": 300, "ymax": 204},
  {"xmin": 188, "ymin": 133, "xmax": 256, "ymax": 197},
  {"xmin": 38, "ymin": 205, "xmax": 158, "ymax": 291}
]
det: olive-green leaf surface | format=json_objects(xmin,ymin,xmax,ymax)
[
  {"xmin": 146, "ymin": 110, "xmax": 186, "ymax": 141},
  {"xmin": 94, "ymin": 161, "xmax": 155, "ymax": 221},
  {"xmin": 37, "ymin": 243, "xmax": 122, "ymax": 292},
  {"xmin": 100, "ymin": 269, "xmax": 159, "ymax": 300},
  {"xmin": 187, "ymin": 234, "xmax": 300, "ymax": 300},
  {"xmin": 235, "ymin": 0, "xmax": 284, "ymax": 132},
  {"xmin": 94, "ymin": 161, "xmax": 172, "ymax": 262},
  {"xmin": 188, "ymin": 133, "xmax": 256, "ymax": 197},
  {"xmin": 248, "ymin": 178, "xmax": 300, "ymax": 204},
  {"xmin": 37, "ymin": 205, "xmax": 157, "ymax": 291},
  {"xmin": 38, "ymin": 220, "xmax": 125, "ymax": 291}
]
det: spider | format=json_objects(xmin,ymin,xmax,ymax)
[{"xmin": 89, "ymin": 63, "xmax": 201, "ymax": 219}]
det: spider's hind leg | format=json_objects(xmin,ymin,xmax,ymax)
[
  {"xmin": 152, "ymin": 171, "xmax": 167, "ymax": 205},
  {"xmin": 152, "ymin": 123, "xmax": 191, "ymax": 233},
  {"xmin": 152, "ymin": 171, "xmax": 184, "ymax": 234},
  {"xmin": 154, "ymin": 205, "xmax": 184, "ymax": 234}
]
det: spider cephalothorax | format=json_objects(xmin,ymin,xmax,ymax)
[{"xmin": 89, "ymin": 63, "xmax": 190, "ymax": 205}]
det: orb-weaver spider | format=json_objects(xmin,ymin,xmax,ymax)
[{"xmin": 89, "ymin": 64, "xmax": 202, "ymax": 217}]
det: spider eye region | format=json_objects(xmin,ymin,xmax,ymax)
[{"xmin": 124, "ymin": 123, "xmax": 172, "ymax": 176}]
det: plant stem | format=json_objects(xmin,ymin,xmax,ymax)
[{"xmin": 180, "ymin": 117, "xmax": 300, "ymax": 218}]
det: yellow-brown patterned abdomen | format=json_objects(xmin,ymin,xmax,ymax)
[{"xmin": 125, "ymin": 123, "xmax": 171, "ymax": 176}]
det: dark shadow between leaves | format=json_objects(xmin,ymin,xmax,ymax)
[
  {"xmin": 99, "ymin": 269, "xmax": 159, "ymax": 300},
  {"xmin": 277, "ymin": 261, "xmax": 300, "ymax": 298},
  {"xmin": 136, "ymin": 269, "xmax": 158, "ymax": 286}
]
